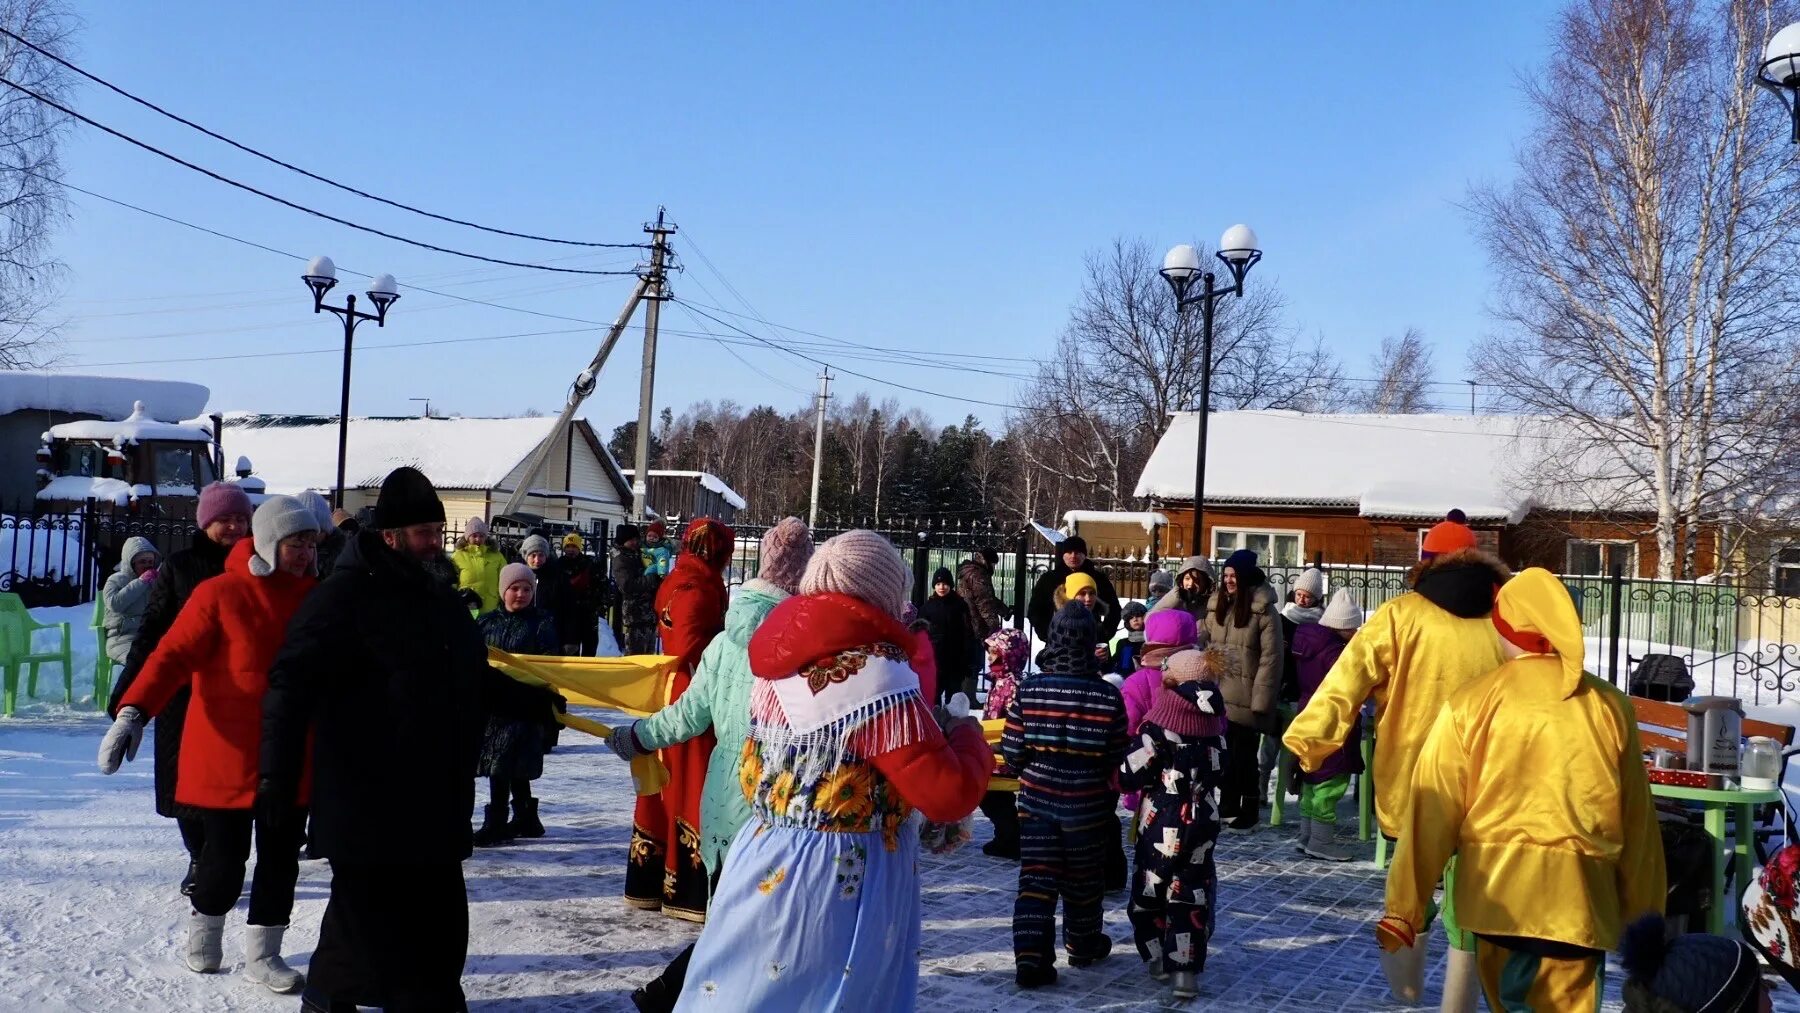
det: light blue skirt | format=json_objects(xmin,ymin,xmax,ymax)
[{"xmin": 674, "ymin": 818, "xmax": 922, "ymax": 1012}]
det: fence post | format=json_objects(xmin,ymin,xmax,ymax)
[
  {"xmin": 1607, "ymin": 560, "xmax": 1625, "ymax": 688},
  {"xmin": 912, "ymin": 530, "xmax": 930, "ymax": 611},
  {"xmin": 1012, "ymin": 528, "xmax": 1031, "ymax": 628}
]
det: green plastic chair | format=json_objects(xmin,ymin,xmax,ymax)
[
  {"xmin": 91, "ymin": 597, "xmax": 113, "ymax": 708},
  {"xmin": 0, "ymin": 592, "xmax": 73, "ymax": 716}
]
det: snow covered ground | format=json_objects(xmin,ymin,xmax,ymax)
[{"xmin": 6, "ymin": 609, "xmax": 1800, "ymax": 1011}]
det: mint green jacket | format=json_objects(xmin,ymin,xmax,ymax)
[{"xmin": 633, "ymin": 578, "xmax": 787, "ymax": 874}]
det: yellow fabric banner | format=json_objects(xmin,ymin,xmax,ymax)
[{"xmin": 487, "ymin": 647, "xmax": 676, "ymax": 796}]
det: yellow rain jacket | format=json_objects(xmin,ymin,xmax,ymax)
[
  {"xmin": 1283, "ymin": 550, "xmax": 1509, "ymax": 838},
  {"xmin": 1383, "ymin": 569, "xmax": 1665, "ymax": 952}
]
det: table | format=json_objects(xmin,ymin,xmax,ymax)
[{"xmin": 1650, "ymin": 782, "xmax": 1783, "ymax": 934}]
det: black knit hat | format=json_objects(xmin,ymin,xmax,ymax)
[
  {"xmin": 1620, "ymin": 915, "xmax": 1764, "ymax": 1012},
  {"xmin": 1039, "ymin": 602, "xmax": 1098, "ymax": 677},
  {"xmin": 932, "ymin": 566, "xmax": 954, "ymax": 588},
  {"xmin": 613, "ymin": 522, "xmax": 641, "ymax": 547},
  {"xmin": 372, "ymin": 467, "xmax": 444, "ymax": 529},
  {"xmin": 1059, "ymin": 535, "xmax": 1088, "ymax": 557}
]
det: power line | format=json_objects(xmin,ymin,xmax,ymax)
[
  {"xmin": 0, "ymin": 26, "xmax": 648, "ymax": 250},
  {"xmin": 66, "ymin": 325, "xmax": 601, "ymax": 368},
  {"xmin": 0, "ymin": 73, "xmax": 644, "ymax": 275}
]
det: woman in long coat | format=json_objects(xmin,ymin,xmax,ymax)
[
  {"xmin": 1203, "ymin": 549, "xmax": 1282, "ymax": 832},
  {"xmin": 625, "ymin": 517, "xmax": 734, "ymax": 921}
]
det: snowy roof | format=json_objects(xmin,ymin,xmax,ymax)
[
  {"xmin": 48, "ymin": 402, "xmax": 213, "ymax": 445},
  {"xmin": 221, "ymin": 414, "xmax": 628, "ymax": 499},
  {"xmin": 1133, "ymin": 411, "xmax": 1646, "ymax": 524},
  {"xmin": 0, "ymin": 371, "xmax": 208, "ymax": 422},
  {"xmin": 618, "ymin": 469, "xmax": 747, "ymax": 510},
  {"xmin": 1062, "ymin": 510, "xmax": 1169, "ymax": 533}
]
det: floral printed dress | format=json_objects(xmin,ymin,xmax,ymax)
[{"xmin": 675, "ymin": 591, "xmax": 993, "ymax": 1013}]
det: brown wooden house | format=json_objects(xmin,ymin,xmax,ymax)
[{"xmin": 1134, "ymin": 410, "xmax": 1723, "ymax": 578}]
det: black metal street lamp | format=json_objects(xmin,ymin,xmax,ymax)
[
  {"xmin": 1756, "ymin": 22, "xmax": 1800, "ymax": 143},
  {"xmin": 301, "ymin": 256, "xmax": 400, "ymax": 508},
  {"xmin": 1159, "ymin": 225, "xmax": 1262, "ymax": 558}
]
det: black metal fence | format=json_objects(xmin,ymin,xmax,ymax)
[{"xmin": 2, "ymin": 500, "xmax": 203, "ymax": 605}]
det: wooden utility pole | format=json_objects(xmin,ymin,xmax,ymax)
[
  {"xmin": 631, "ymin": 209, "xmax": 676, "ymax": 522},
  {"xmin": 807, "ymin": 370, "xmax": 832, "ymax": 526}
]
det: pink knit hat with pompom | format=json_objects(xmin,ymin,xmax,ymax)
[
  {"xmin": 758, "ymin": 517, "xmax": 814, "ymax": 595},
  {"xmin": 800, "ymin": 529, "xmax": 911, "ymax": 620}
]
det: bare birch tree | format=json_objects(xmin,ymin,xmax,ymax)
[
  {"xmin": 0, "ymin": 0, "xmax": 73, "ymax": 369},
  {"xmin": 1469, "ymin": 0, "xmax": 1800, "ymax": 578},
  {"xmin": 1355, "ymin": 328, "xmax": 1437, "ymax": 413}
]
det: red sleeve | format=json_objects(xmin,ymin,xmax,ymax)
[
  {"xmin": 910, "ymin": 630, "xmax": 938, "ymax": 705},
  {"xmin": 666, "ymin": 579, "xmax": 726, "ymax": 672},
  {"xmin": 870, "ymin": 722, "xmax": 994, "ymax": 822},
  {"xmin": 120, "ymin": 584, "xmax": 218, "ymax": 718}
]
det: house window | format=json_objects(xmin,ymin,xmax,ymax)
[
  {"xmin": 1566, "ymin": 540, "xmax": 1637, "ymax": 577},
  {"xmin": 1775, "ymin": 545, "xmax": 1800, "ymax": 597},
  {"xmin": 1213, "ymin": 528, "xmax": 1304, "ymax": 568}
]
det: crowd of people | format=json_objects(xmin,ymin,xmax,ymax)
[{"xmin": 86, "ymin": 482, "xmax": 1785, "ymax": 1011}]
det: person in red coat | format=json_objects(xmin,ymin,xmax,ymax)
[
  {"xmin": 625, "ymin": 516, "xmax": 734, "ymax": 921},
  {"xmin": 98, "ymin": 495, "xmax": 322, "ymax": 995}
]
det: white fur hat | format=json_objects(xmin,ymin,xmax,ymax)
[{"xmin": 250, "ymin": 495, "xmax": 324, "ymax": 577}]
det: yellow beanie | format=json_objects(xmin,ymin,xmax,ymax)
[
  {"xmin": 1064, "ymin": 572, "xmax": 1098, "ymax": 598},
  {"xmin": 1492, "ymin": 567, "xmax": 1585, "ymax": 696}
]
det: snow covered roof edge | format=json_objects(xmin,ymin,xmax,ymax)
[{"xmin": 0, "ymin": 372, "xmax": 208, "ymax": 422}]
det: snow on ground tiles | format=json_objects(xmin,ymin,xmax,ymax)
[{"xmin": 6, "ymin": 704, "xmax": 1798, "ymax": 1012}]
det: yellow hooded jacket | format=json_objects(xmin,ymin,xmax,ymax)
[
  {"xmin": 1283, "ymin": 550, "xmax": 1509, "ymax": 838},
  {"xmin": 1383, "ymin": 568, "xmax": 1665, "ymax": 952}
]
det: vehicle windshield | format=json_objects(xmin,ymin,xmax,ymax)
[{"xmin": 150, "ymin": 444, "xmax": 215, "ymax": 490}]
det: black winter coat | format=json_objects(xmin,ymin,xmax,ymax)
[
  {"xmin": 919, "ymin": 590, "xmax": 977, "ymax": 689},
  {"xmin": 107, "ymin": 528, "xmax": 230, "ymax": 819},
  {"xmin": 260, "ymin": 529, "xmax": 552, "ymax": 864},
  {"xmin": 1027, "ymin": 561, "xmax": 1121, "ymax": 644}
]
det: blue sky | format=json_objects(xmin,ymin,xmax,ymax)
[{"xmin": 47, "ymin": 1, "xmax": 1561, "ymax": 434}]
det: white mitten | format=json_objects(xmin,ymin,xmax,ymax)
[{"xmin": 98, "ymin": 706, "xmax": 146, "ymax": 774}]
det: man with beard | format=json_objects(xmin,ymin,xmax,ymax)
[{"xmin": 261, "ymin": 467, "xmax": 554, "ymax": 1012}]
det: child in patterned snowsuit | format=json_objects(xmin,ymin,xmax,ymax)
[
  {"xmin": 978, "ymin": 628, "xmax": 1030, "ymax": 859},
  {"xmin": 1117, "ymin": 645, "xmax": 1229, "ymax": 999},
  {"xmin": 1002, "ymin": 603, "xmax": 1129, "ymax": 989}
]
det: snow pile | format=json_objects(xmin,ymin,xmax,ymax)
[
  {"xmin": 1061, "ymin": 510, "xmax": 1169, "ymax": 533},
  {"xmin": 619, "ymin": 469, "xmax": 748, "ymax": 510},
  {"xmin": 48, "ymin": 403, "xmax": 213, "ymax": 446},
  {"xmin": 223, "ymin": 414, "xmax": 562, "ymax": 492},
  {"xmin": 1134, "ymin": 411, "xmax": 1638, "ymax": 522},
  {"xmin": 0, "ymin": 520, "xmax": 86, "ymax": 584},
  {"xmin": 0, "ymin": 372, "xmax": 208, "ymax": 423},
  {"xmin": 34, "ymin": 476, "xmax": 139, "ymax": 505}
]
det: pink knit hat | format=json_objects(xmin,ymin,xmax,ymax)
[
  {"xmin": 800, "ymin": 529, "xmax": 911, "ymax": 620},
  {"xmin": 758, "ymin": 517, "xmax": 814, "ymax": 595},
  {"xmin": 196, "ymin": 482, "xmax": 253, "ymax": 529}
]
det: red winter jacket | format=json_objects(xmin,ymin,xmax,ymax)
[
  {"xmin": 654, "ymin": 542, "xmax": 729, "ymax": 674},
  {"xmin": 122, "ymin": 539, "xmax": 316, "ymax": 810},
  {"xmin": 750, "ymin": 592, "xmax": 992, "ymax": 822}
]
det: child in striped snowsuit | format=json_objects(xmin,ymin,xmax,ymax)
[{"xmin": 1002, "ymin": 602, "xmax": 1130, "ymax": 989}]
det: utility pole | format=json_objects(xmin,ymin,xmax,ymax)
[
  {"xmin": 1467, "ymin": 380, "xmax": 1477, "ymax": 415},
  {"xmin": 631, "ymin": 208, "xmax": 676, "ymax": 522},
  {"xmin": 808, "ymin": 369, "xmax": 833, "ymax": 526}
]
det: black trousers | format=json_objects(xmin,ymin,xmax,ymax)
[
  {"xmin": 309, "ymin": 860, "xmax": 469, "ymax": 1013},
  {"xmin": 1220, "ymin": 721, "xmax": 1262, "ymax": 821},
  {"xmin": 979, "ymin": 791, "xmax": 1020, "ymax": 852},
  {"xmin": 177, "ymin": 815, "xmax": 206, "ymax": 859},
  {"xmin": 191, "ymin": 807, "xmax": 306, "ymax": 924},
  {"xmin": 488, "ymin": 777, "xmax": 533, "ymax": 808}
]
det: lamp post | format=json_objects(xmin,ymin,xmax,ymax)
[
  {"xmin": 1158, "ymin": 225, "xmax": 1262, "ymax": 558},
  {"xmin": 1756, "ymin": 21, "xmax": 1800, "ymax": 142},
  {"xmin": 301, "ymin": 256, "xmax": 400, "ymax": 508}
]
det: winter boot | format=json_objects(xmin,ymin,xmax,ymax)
[
  {"xmin": 1256, "ymin": 765, "xmax": 1273, "ymax": 809},
  {"xmin": 1145, "ymin": 956, "xmax": 1169, "ymax": 982},
  {"xmin": 472, "ymin": 803, "xmax": 513, "ymax": 847},
  {"xmin": 1224, "ymin": 811, "xmax": 1258, "ymax": 833},
  {"xmin": 242, "ymin": 923, "xmax": 305, "ymax": 994},
  {"xmin": 1066, "ymin": 934, "xmax": 1113, "ymax": 967},
  {"xmin": 509, "ymin": 797, "xmax": 545, "ymax": 839},
  {"xmin": 184, "ymin": 911, "xmax": 226, "ymax": 974},
  {"xmin": 1294, "ymin": 816, "xmax": 1312, "ymax": 853},
  {"xmin": 1015, "ymin": 963, "xmax": 1057, "ymax": 989},
  {"xmin": 1171, "ymin": 970, "xmax": 1200, "ymax": 999},
  {"xmin": 179, "ymin": 859, "xmax": 198, "ymax": 898},
  {"xmin": 1378, "ymin": 930, "xmax": 1428, "ymax": 1004},
  {"xmin": 300, "ymin": 986, "xmax": 358, "ymax": 1013},
  {"xmin": 1302, "ymin": 819, "xmax": 1353, "ymax": 863},
  {"xmin": 1439, "ymin": 948, "xmax": 1479, "ymax": 1013}
]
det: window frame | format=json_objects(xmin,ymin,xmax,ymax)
[
  {"xmin": 1565, "ymin": 538, "xmax": 1639, "ymax": 578},
  {"xmin": 1774, "ymin": 543, "xmax": 1800, "ymax": 597},
  {"xmin": 1211, "ymin": 526, "xmax": 1307, "ymax": 568}
]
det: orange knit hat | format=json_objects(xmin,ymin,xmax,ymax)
[{"xmin": 1420, "ymin": 510, "xmax": 1478, "ymax": 558}]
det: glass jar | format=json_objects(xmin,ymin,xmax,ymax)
[{"xmin": 1742, "ymin": 736, "xmax": 1782, "ymax": 791}]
